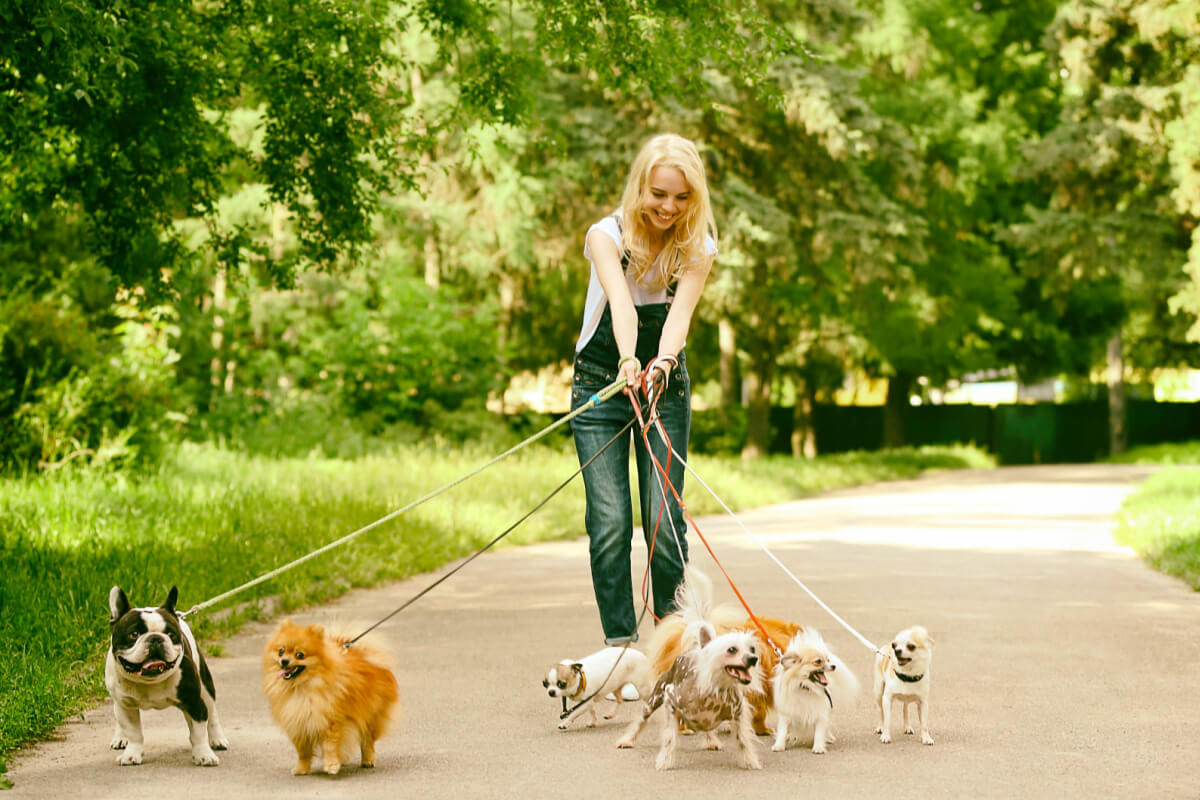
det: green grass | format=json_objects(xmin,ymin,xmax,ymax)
[
  {"xmin": 1110, "ymin": 440, "xmax": 1200, "ymax": 590},
  {"xmin": 0, "ymin": 439, "xmax": 992, "ymax": 759},
  {"xmin": 1106, "ymin": 439, "xmax": 1200, "ymax": 465}
]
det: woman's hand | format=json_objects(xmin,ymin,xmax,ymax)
[
  {"xmin": 617, "ymin": 356, "xmax": 642, "ymax": 389},
  {"xmin": 643, "ymin": 354, "xmax": 677, "ymax": 402}
]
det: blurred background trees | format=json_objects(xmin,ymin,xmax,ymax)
[{"xmin": 2, "ymin": 0, "xmax": 1197, "ymax": 470}]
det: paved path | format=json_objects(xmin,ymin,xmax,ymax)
[{"xmin": 10, "ymin": 464, "xmax": 1200, "ymax": 799}]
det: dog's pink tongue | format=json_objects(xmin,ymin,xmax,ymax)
[{"xmin": 142, "ymin": 661, "xmax": 167, "ymax": 674}]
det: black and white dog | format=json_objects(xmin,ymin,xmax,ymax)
[{"xmin": 106, "ymin": 586, "xmax": 229, "ymax": 765}]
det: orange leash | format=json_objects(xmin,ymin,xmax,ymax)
[{"xmin": 629, "ymin": 374, "xmax": 783, "ymax": 658}]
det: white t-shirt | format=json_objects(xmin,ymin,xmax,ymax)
[{"xmin": 575, "ymin": 213, "xmax": 717, "ymax": 353}]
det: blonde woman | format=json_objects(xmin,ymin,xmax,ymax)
[{"xmin": 569, "ymin": 133, "xmax": 718, "ymax": 645}]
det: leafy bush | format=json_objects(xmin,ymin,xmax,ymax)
[
  {"xmin": 0, "ymin": 293, "xmax": 177, "ymax": 471},
  {"xmin": 185, "ymin": 266, "xmax": 502, "ymax": 455},
  {"xmin": 691, "ymin": 406, "xmax": 749, "ymax": 455}
]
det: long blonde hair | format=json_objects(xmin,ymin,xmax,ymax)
[{"xmin": 618, "ymin": 133, "xmax": 717, "ymax": 291}]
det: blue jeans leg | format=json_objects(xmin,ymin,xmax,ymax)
[
  {"xmin": 571, "ymin": 363, "xmax": 638, "ymax": 644},
  {"xmin": 634, "ymin": 365, "xmax": 690, "ymax": 619}
]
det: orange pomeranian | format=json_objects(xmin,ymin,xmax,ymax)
[{"xmin": 262, "ymin": 620, "xmax": 400, "ymax": 776}]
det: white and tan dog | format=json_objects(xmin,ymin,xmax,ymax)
[
  {"xmin": 770, "ymin": 628, "xmax": 858, "ymax": 754},
  {"xmin": 616, "ymin": 567, "xmax": 763, "ymax": 771},
  {"xmin": 543, "ymin": 646, "xmax": 648, "ymax": 729},
  {"xmin": 874, "ymin": 626, "xmax": 934, "ymax": 745}
]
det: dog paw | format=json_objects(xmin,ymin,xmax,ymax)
[
  {"xmin": 557, "ymin": 721, "xmax": 570, "ymax": 731},
  {"xmin": 585, "ymin": 719, "xmax": 597, "ymax": 728},
  {"xmin": 325, "ymin": 761, "xmax": 341, "ymax": 776},
  {"xmin": 116, "ymin": 750, "xmax": 143, "ymax": 766},
  {"xmin": 293, "ymin": 763, "xmax": 311, "ymax": 776},
  {"xmin": 110, "ymin": 737, "xmax": 128, "ymax": 750},
  {"xmin": 771, "ymin": 741, "xmax": 786, "ymax": 752},
  {"xmin": 616, "ymin": 737, "xmax": 634, "ymax": 749},
  {"xmin": 654, "ymin": 753, "xmax": 674, "ymax": 771},
  {"xmin": 742, "ymin": 755, "xmax": 763, "ymax": 770},
  {"xmin": 879, "ymin": 732, "xmax": 892, "ymax": 744},
  {"xmin": 211, "ymin": 735, "xmax": 230, "ymax": 751},
  {"xmin": 921, "ymin": 732, "xmax": 935, "ymax": 745},
  {"xmin": 192, "ymin": 747, "xmax": 220, "ymax": 766},
  {"xmin": 812, "ymin": 744, "xmax": 826, "ymax": 755},
  {"xmin": 904, "ymin": 725, "xmax": 915, "ymax": 735}
]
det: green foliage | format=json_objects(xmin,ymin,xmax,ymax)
[
  {"xmin": 0, "ymin": 287, "xmax": 177, "ymax": 471},
  {"xmin": 691, "ymin": 406, "xmax": 749, "ymax": 456},
  {"xmin": 182, "ymin": 264, "xmax": 500, "ymax": 454},
  {"xmin": 1011, "ymin": 0, "xmax": 1200, "ymax": 369},
  {"xmin": 1114, "ymin": 465, "xmax": 1200, "ymax": 590},
  {"xmin": 1107, "ymin": 439, "xmax": 1200, "ymax": 465}
]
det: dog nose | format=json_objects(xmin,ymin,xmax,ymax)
[
  {"xmin": 547, "ymin": 689, "xmax": 556, "ymax": 697},
  {"xmin": 747, "ymin": 656, "xmax": 758, "ymax": 667},
  {"xmin": 280, "ymin": 658, "xmax": 290, "ymax": 667}
]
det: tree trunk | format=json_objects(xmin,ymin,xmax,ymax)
[
  {"xmin": 719, "ymin": 318, "xmax": 738, "ymax": 409},
  {"xmin": 741, "ymin": 339, "xmax": 775, "ymax": 459},
  {"xmin": 1107, "ymin": 332, "xmax": 1126, "ymax": 456},
  {"xmin": 209, "ymin": 269, "xmax": 227, "ymax": 399},
  {"xmin": 791, "ymin": 376, "xmax": 816, "ymax": 459},
  {"xmin": 411, "ymin": 65, "xmax": 440, "ymax": 290},
  {"xmin": 883, "ymin": 370, "xmax": 914, "ymax": 449}
]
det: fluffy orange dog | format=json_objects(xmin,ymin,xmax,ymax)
[
  {"xmin": 262, "ymin": 620, "xmax": 400, "ymax": 775},
  {"xmin": 645, "ymin": 606, "xmax": 803, "ymax": 735}
]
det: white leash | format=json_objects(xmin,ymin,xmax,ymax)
[{"xmin": 668, "ymin": 441, "xmax": 881, "ymax": 654}]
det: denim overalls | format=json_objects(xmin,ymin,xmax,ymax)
[{"xmin": 570, "ymin": 301, "xmax": 690, "ymax": 645}]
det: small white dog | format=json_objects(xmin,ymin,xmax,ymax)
[
  {"xmin": 542, "ymin": 646, "xmax": 647, "ymax": 729},
  {"xmin": 616, "ymin": 567, "xmax": 763, "ymax": 771},
  {"xmin": 874, "ymin": 625, "xmax": 934, "ymax": 745},
  {"xmin": 770, "ymin": 628, "xmax": 858, "ymax": 754}
]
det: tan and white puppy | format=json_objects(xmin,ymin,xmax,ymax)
[
  {"xmin": 770, "ymin": 628, "xmax": 858, "ymax": 754},
  {"xmin": 874, "ymin": 626, "xmax": 934, "ymax": 745},
  {"xmin": 543, "ymin": 646, "xmax": 648, "ymax": 730},
  {"xmin": 616, "ymin": 567, "xmax": 763, "ymax": 771}
]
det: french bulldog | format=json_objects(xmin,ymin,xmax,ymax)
[{"xmin": 106, "ymin": 585, "xmax": 229, "ymax": 765}]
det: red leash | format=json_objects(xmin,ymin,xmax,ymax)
[{"xmin": 628, "ymin": 372, "xmax": 783, "ymax": 658}]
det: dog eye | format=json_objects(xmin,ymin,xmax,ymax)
[
  {"xmin": 542, "ymin": 680, "xmax": 549, "ymax": 687},
  {"xmin": 295, "ymin": 651, "xmax": 305, "ymax": 660},
  {"xmin": 906, "ymin": 643, "xmax": 915, "ymax": 652},
  {"xmin": 128, "ymin": 632, "xmax": 139, "ymax": 642},
  {"xmin": 727, "ymin": 646, "xmax": 736, "ymax": 655},
  {"xmin": 557, "ymin": 681, "xmax": 566, "ymax": 689},
  {"xmin": 278, "ymin": 647, "xmax": 285, "ymax": 656}
]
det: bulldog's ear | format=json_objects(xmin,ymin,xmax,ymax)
[
  {"xmin": 162, "ymin": 586, "xmax": 179, "ymax": 614},
  {"xmin": 109, "ymin": 586, "xmax": 130, "ymax": 624}
]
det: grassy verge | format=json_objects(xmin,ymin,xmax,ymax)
[
  {"xmin": 1110, "ymin": 440, "xmax": 1200, "ymax": 590},
  {"xmin": 0, "ymin": 439, "xmax": 991, "ymax": 759}
]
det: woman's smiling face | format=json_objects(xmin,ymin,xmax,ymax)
[{"xmin": 643, "ymin": 165, "xmax": 691, "ymax": 234}]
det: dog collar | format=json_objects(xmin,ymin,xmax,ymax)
[
  {"xmin": 801, "ymin": 679, "xmax": 834, "ymax": 708},
  {"xmin": 894, "ymin": 670, "xmax": 924, "ymax": 683},
  {"xmin": 571, "ymin": 674, "xmax": 587, "ymax": 699}
]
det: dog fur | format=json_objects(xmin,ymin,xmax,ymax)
[
  {"xmin": 769, "ymin": 628, "xmax": 859, "ymax": 753},
  {"xmin": 543, "ymin": 646, "xmax": 648, "ymax": 729},
  {"xmin": 616, "ymin": 567, "xmax": 763, "ymax": 770},
  {"xmin": 874, "ymin": 625, "xmax": 934, "ymax": 745}
]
